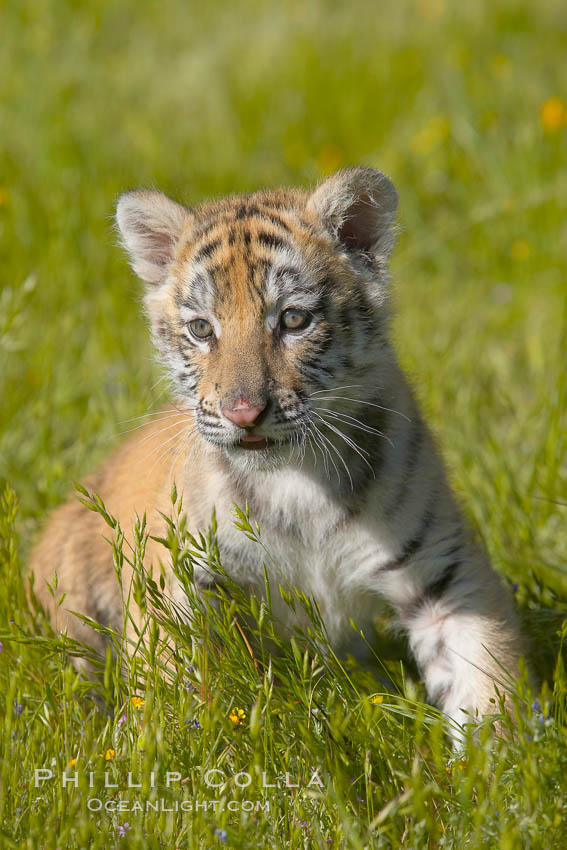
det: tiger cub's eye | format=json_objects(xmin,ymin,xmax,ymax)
[
  {"xmin": 189, "ymin": 318, "xmax": 213, "ymax": 340},
  {"xmin": 280, "ymin": 309, "xmax": 311, "ymax": 332}
]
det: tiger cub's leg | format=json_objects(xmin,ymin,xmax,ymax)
[{"xmin": 379, "ymin": 546, "xmax": 524, "ymax": 738}]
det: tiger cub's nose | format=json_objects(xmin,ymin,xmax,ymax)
[{"xmin": 222, "ymin": 396, "xmax": 267, "ymax": 427}]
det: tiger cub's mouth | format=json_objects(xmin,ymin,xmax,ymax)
[{"xmin": 237, "ymin": 433, "xmax": 273, "ymax": 451}]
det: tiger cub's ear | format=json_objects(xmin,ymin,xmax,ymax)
[
  {"xmin": 307, "ymin": 166, "xmax": 398, "ymax": 259},
  {"xmin": 115, "ymin": 190, "xmax": 192, "ymax": 285}
]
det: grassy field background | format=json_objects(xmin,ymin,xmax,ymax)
[{"xmin": 1, "ymin": 0, "xmax": 567, "ymax": 846}]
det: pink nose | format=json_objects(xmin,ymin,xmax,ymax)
[{"xmin": 222, "ymin": 397, "xmax": 266, "ymax": 427}]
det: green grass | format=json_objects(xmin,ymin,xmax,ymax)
[{"xmin": 1, "ymin": 0, "xmax": 567, "ymax": 846}]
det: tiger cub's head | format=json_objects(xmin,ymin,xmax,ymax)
[{"xmin": 116, "ymin": 167, "xmax": 398, "ymax": 472}]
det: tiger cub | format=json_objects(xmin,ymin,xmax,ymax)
[{"xmin": 30, "ymin": 167, "xmax": 525, "ymax": 732}]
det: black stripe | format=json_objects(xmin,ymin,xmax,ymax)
[
  {"xmin": 192, "ymin": 239, "xmax": 221, "ymax": 265},
  {"xmin": 240, "ymin": 209, "xmax": 293, "ymax": 233},
  {"xmin": 260, "ymin": 198, "xmax": 285, "ymax": 210},
  {"xmin": 423, "ymin": 560, "xmax": 461, "ymax": 601},
  {"xmin": 302, "ymin": 359, "xmax": 335, "ymax": 382},
  {"xmin": 205, "ymin": 263, "xmax": 223, "ymax": 280},
  {"xmin": 380, "ymin": 507, "xmax": 435, "ymax": 571},
  {"xmin": 256, "ymin": 231, "xmax": 290, "ymax": 252},
  {"xmin": 236, "ymin": 203, "xmax": 252, "ymax": 220},
  {"xmin": 401, "ymin": 559, "xmax": 462, "ymax": 622},
  {"xmin": 384, "ymin": 420, "xmax": 423, "ymax": 519},
  {"xmin": 199, "ymin": 414, "xmax": 223, "ymax": 426},
  {"xmin": 423, "ymin": 558, "xmax": 463, "ymax": 600},
  {"xmin": 260, "ymin": 210, "xmax": 293, "ymax": 233},
  {"xmin": 183, "ymin": 271, "xmax": 212, "ymax": 307},
  {"xmin": 439, "ymin": 542, "xmax": 464, "ymax": 563}
]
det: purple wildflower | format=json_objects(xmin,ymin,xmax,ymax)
[
  {"xmin": 13, "ymin": 701, "xmax": 23, "ymax": 716},
  {"xmin": 117, "ymin": 822, "xmax": 131, "ymax": 836},
  {"xmin": 214, "ymin": 828, "xmax": 227, "ymax": 842}
]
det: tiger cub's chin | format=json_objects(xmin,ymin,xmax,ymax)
[
  {"xmin": 30, "ymin": 166, "xmax": 528, "ymax": 737},
  {"xmin": 223, "ymin": 441, "xmax": 293, "ymax": 473}
]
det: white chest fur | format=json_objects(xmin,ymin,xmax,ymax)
[{"xmin": 209, "ymin": 466, "xmax": 394, "ymax": 648}]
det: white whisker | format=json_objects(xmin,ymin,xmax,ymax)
[
  {"xmin": 310, "ymin": 395, "xmax": 410, "ymax": 421},
  {"xmin": 312, "ymin": 412, "xmax": 375, "ymax": 480},
  {"xmin": 144, "ymin": 424, "xmax": 197, "ymax": 469},
  {"xmin": 309, "ymin": 384, "xmax": 370, "ymax": 397},
  {"xmin": 311, "ymin": 421, "xmax": 353, "ymax": 490},
  {"xmin": 127, "ymin": 416, "xmax": 194, "ymax": 448},
  {"xmin": 314, "ymin": 407, "xmax": 395, "ymax": 448},
  {"xmin": 118, "ymin": 409, "xmax": 185, "ymax": 426},
  {"xmin": 117, "ymin": 412, "xmax": 193, "ymax": 438}
]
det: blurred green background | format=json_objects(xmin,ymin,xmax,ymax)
[
  {"xmin": 1, "ymin": 6, "xmax": 566, "ymax": 844},
  {"xmin": 1, "ymin": 0, "xmax": 566, "ymax": 600}
]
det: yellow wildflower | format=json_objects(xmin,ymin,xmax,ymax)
[
  {"xmin": 104, "ymin": 748, "xmax": 116, "ymax": 760},
  {"xmin": 540, "ymin": 97, "xmax": 567, "ymax": 133},
  {"xmin": 316, "ymin": 145, "xmax": 343, "ymax": 176},
  {"xmin": 490, "ymin": 54, "xmax": 512, "ymax": 79},
  {"xmin": 416, "ymin": 0, "xmax": 444, "ymax": 20},
  {"xmin": 371, "ymin": 695, "xmax": 384, "ymax": 704},
  {"xmin": 131, "ymin": 696, "xmax": 145, "ymax": 709},
  {"xmin": 229, "ymin": 708, "xmax": 246, "ymax": 725},
  {"xmin": 67, "ymin": 758, "xmax": 77, "ymax": 767},
  {"xmin": 445, "ymin": 759, "xmax": 467, "ymax": 774},
  {"xmin": 510, "ymin": 240, "xmax": 531, "ymax": 261},
  {"xmin": 411, "ymin": 116, "xmax": 450, "ymax": 155}
]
